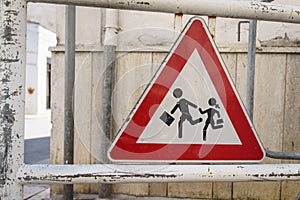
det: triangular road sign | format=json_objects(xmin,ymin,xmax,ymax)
[{"xmin": 108, "ymin": 17, "xmax": 265, "ymax": 163}]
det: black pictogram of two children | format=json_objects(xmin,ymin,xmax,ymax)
[{"xmin": 160, "ymin": 88, "xmax": 224, "ymax": 141}]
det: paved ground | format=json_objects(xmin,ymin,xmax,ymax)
[
  {"xmin": 24, "ymin": 137, "xmax": 50, "ymax": 200},
  {"xmin": 25, "ymin": 137, "xmax": 50, "ymax": 164}
]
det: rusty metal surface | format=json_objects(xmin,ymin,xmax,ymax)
[
  {"xmin": 208, "ymin": 16, "xmax": 216, "ymax": 39},
  {"xmin": 17, "ymin": 164, "xmax": 300, "ymax": 184}
]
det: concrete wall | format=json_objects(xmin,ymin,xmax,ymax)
[
  {"xmin": 50, "ymin": 4, "xmax": 300, "ymax": 199},
  {"xmin": 50, "ymin": 47, "xmax": 300, "ymax": 199}
]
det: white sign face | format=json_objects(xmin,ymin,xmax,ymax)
[{"xmin": 137, "ymin": 50, "xmax": 241, "ymax": 145}]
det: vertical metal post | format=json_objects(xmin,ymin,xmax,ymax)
[
  {"xmin": 64, "ymin": 5, "xmax": 76, "ymax": 200},
  {"xmin": 99, "ymin": 45, "xmax": 115, "ymax": 198},
  {"xmin": 208, "ymin": 16, "xmax": 217, "ymax": 39},
  {"xmin": 174, "ymin": 13, "xmax": 183, "ymax": 32},
  {"xmin": 0, "ymin": 0, "xmax": 26, "ymax": 199},
  {"xmin": 99, "ymin": 8, "xmax": 118, "ymax": 198},
  {"xmin": 246, "ymin": 19, "xmax": 257, "ymax": 120}
]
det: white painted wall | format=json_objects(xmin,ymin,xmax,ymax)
[
  {"xmin": 26, "ymin": 22, "xmax": 56, "ymax": 115},
  {"xmin": 25, "ymin": 21, "xmax": 56, "ymax": 139},
  {"xmin": 27, "ymin": 3, "xmax": 56, "ymax": 32},
  {"xmin": 37, "ymin": 25, "xmax": 56, "ymax": 113},
  {"xmin": 26, "ymin": 22, "xmax": 39, "ymax": 115}
]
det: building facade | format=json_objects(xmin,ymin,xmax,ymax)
[{"xmin": 25, "ymin": 21, "xmax": 56, "ymax": 139}]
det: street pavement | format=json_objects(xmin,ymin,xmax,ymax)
[
  {"xmin": 24, "ymin": 137, "xmax": 50, "ymax": 200},
  {"xmin": 25, "ymin": 137, "xmax": 50, "ymax": 164}
]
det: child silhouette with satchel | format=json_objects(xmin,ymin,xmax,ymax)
[
  {"xmin": 199, "ymin": 97, "xmax": 224, "ymax": 141},
  {"xmin": 170, "ymin": 88, "xmax": 202, "ymax": 139}
]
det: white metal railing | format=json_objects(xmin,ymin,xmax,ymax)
[
  {"xmin": 0, "ymin": 0, "xmax": 26, "ymax": 198},
  {"xmin": 27, "ymin": 0, "xmax": 300, "ymax": 23},
  {"xmin": 18, "ymin": 164, "xmax": 300, "ymax": 184},
  {"xmin": 1, "ymin": 0, "xmax": 300, "ymax": 199}
]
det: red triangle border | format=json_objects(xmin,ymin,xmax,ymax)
[{"xmin": 108, "ymin": 17, "xmax": 265, "ymax": 163}]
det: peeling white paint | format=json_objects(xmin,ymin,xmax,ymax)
[
  {"xmin": 0, "ymin": 0, "xmax": 26, "ymax": 199},
  {"xmin": 17, "ymin": 164, "xmax": 300, "ymax": 184},
  {"xmin": 28, "ymin": 0, "xmax": 300, "ymax": 23}
]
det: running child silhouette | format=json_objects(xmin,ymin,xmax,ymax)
[
  {"xmin": 171, "ymin": 88, "xmax": 202, "ymax": 139},
  {"xmin": 199, "ymin": 97, "xmax": 223, "ymax": 141}
]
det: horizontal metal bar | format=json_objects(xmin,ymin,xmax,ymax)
[
  {"xmin": 18, "ymin": 164, "xmax": 300, "ymax": 184},
  {"xmin": 26, "ymin": 0, "xmax": 300, "ymax": 24},
  {"xmin": 266, "ymin": 149, "xmax": 300, "ymax": 160},
  {"xmin": 49, "ymin": 45, "xmax": 300, "ymax": 53}
]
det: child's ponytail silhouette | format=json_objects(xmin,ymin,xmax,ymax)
[{"xmin": 199, "ymin": 98, "xmax": 223, "ymax": 141}]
